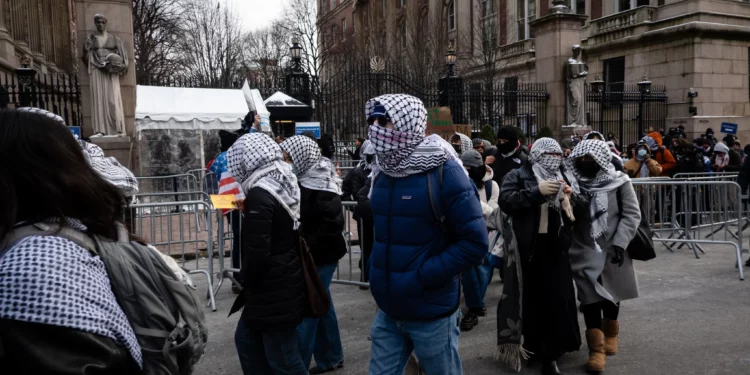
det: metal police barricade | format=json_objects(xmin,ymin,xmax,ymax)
[
  {"xmin": 333, "ymin": 201, "xmax": 368, "ymax": 287},
  {"xmin": 213, "ymin": 207, "xmax": 243, "ymax": 296},
  {"xmin": 135, "ymin": 191, "xmax": 212, "ymax": 232},
  {"xmin": 632, "ymin": 178, "xmax": 745, "ymax": 280},
  {"xmin": 127, "ymin": 200, "xmax": 217, "ymax": 310}
]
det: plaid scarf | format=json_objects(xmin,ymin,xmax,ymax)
[
  {"xmin": 228, "ymin": 134, "xmax": 301, "ymax": 226},
  {"xmin": 280, "ymin": 136, "xmax": 342, "ymax": 195},
  {"xmin": 365, "ymin": 94, "xmax": 460, "ymax": 178}
]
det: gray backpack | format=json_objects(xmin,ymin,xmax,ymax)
[{"xmin": 1, "ymin": 223, "xmax": 208, "ymax": 375}]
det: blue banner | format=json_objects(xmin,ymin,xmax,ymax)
[{"xmin": 720, "ymin": 122, "xmax": 738, "ymax": 135}]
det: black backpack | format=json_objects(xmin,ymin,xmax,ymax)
[{"xmin": 616, "ymin": 189, "xmax": 656, "ymax": 261}]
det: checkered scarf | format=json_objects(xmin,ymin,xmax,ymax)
[
  {"xmin": 16, "ymin": 107, "xmax": 139, "ymax": 197},
  {"xmin": 227, "ymin": 134, "xmax": 301, "ymax": 226},
  {"xmin": 456, "ymin": 132, "xmax": 473, "ymax": 155},
  {"xmin": 365, "ymin": 94, "xmax": 460, "ymax": 178},
  {"xmin": 280, "ymin": 136, "xmax": 342, "ymax": 195},
  {"xmin": 529, "ymin": 138, "xmax": 565, "ymax": 209},
  {"xmin": 568, "ymin": 140, "xmax": 631, "ymax": 250},
  {"xmin": 359, "ymin": 140, "xmax": 376, "ymax": 171}
]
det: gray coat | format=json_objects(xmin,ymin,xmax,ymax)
[{"xmin": 568, "ymin": 181, "xmax": 641, "ymax": 305}]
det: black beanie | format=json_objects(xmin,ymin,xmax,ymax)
[
  {"xmin": 219, "ymin": 130, "xmax": 239, "ymax": 152},
  {"xmin": 496, "ymin": 126, "xmax": 519, "ymax": 144}
]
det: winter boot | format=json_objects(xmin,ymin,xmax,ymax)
[
  {"xmin": 585, "ymin": 328, "xmax": 606, "ymax": 372},
  {"xmin": 459, "ymin": 311, "xmax": 479, "ymax": 331},
  {"xmin": 602, "ymin": 319, "xmax": 619, "ymax": 355}
]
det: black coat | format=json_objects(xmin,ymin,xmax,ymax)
[
  {"xmin": 0, "ymin": 319, "xmax": 140, "ymax": 374},
  {"xmin": 342, "ymin": 165, "xmax": 368, "ymax": 202},
  {"xmin": 354, "ymin": 177, "xmax": 372, "ymax": 221},
  {"xmin": 491, "ymin": 147, "xmax": 528, "ymax": 185},
  {"xmin": 348, "ymin": 145, "xmax": 362, "ymax": 160},
  {"xmin": 300, "ymin": 187, "xmax": 348, "ymax": 266},
  {"xmin": 499, "ymin": 165, "xmax": 589, "ymax": 257},
  {"xmin": 239, "ymin": 187, "xmax": 305, "ymax": 332},
  {"xmin": 739, "ymin": 156, "xmax": 750, "ymax": 195}
]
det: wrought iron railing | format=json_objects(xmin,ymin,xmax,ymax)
[{"xmin": 0, "ymin": 71, "xmax": 83, "ymax": 127}]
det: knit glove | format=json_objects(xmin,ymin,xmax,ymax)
[
  {"xmin": 561, "ymin": 194, "xmax": 575, "ymax": 222},
  {"xmin": 538, "ymin": 181, "xmax": 561, "ymax": 196},
  {"xmin": 611, "ymin": 246, "xmax": 625, "ymax": 267}
]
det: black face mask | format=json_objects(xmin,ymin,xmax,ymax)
[
  {"xmin": 468, "ymin": 166, "xmax": 486, "ymax": 185},
  {"xmin": 497, "ymin": 141, "xmax": 516, "ymax": 155},
  {"xmin": 575, "ymin": 159, "xmax": 600, "ymax": 178},
  {"xmin": 365, "ymin": 154, "xmax": 374, "ymax": 164},
  {"xmin": 452, "ymin": 144, "xmax": 462, "ymax": 154}
]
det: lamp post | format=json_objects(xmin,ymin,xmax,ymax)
[
  {"xmin": 286, "ymin": 37, "xmax": 311, "ymax": 110},
  {"xmin": 15, "ymin": 56, "xmax": 36, "ymax": 107},
  {"xmin": 445, "ymin": 45, "xmax": 457, "ymax": 77},
  {"xmin": 590, "ymin": 74, "xmax": 605, "ymax": 135},
  {"xmin": 290, "ymin": 37, "xmax": 303, "ymax": 73},
  {"xmin": 637, "ymin": 76, "xmax": 652, "ymax": 137},
  {"xmin": 438, "ymin": 44, "xmax": 463, "ymax": 123}
]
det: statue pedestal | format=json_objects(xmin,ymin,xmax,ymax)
[
  {"xmin": 557, "ymin": 125, "xmax": 592, "ymax": 140},
  {"xmin": 90, "ymin": 136, "xmax": 134, "ymax": 171}
]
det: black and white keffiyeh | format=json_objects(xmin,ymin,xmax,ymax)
[
  {"xmin": 456, "ymin": 132, "xmax": 473, "ymax": 155},
  {"xmin": 359, "ymin": 140, "xmax": 376, "ymax": 171},
  {"xmin": 529, "ymin": 138, "xmax": 565, "ymax": 209},
  {"xmin": 568, "ymin": 140, "xmax": 631, "ymax": 251},
  {"xmin": 17, "ymin": 107, "xmax": 139, "ymax": 196},
  {"xmin": 227, "ymin": 134, "xmax": 301, "ymax": 226},
  {"xmin": 365, "ymin": 94, "xmax": 461, "ymax": 178},
  {"xmin": 280, "ymin": 136, "xmax": 343, "ymax": 195},
  {"xmin": 0, "ymin": 218, "xmax": 142, "ymax": 367}
]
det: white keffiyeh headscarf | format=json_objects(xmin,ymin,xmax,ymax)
[
  {"xmin": 280, "ymin": 135, "xmax": 343, "ymax": 195},
  {"xmin": 16, "ymin": 107, "xmax": 139, "ymax": 197},
  {"xmin": 529, "ymin": 138, "xmax": 565, "ymax": 210},
  {"xmin": 568, "ymin": 140, "xmax": 631, "ymax": 251},
  {"xmin": 227, "ymin": 134, "xmax": 301, "ymax": 226},
  {"xmin": 455, "ymin": 132, "xmax": 473, "ymax": 155},
  {"xmin": 365, "ymin": 94, "xmax": 461, "ymax": 179},
  {"xmin": 359, "ymin": 140, "xmax": 376, "ymax": 171}
]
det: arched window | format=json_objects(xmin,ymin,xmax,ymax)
[{"xmin": 447, "ymin": 1, "xmax": 456, "ymax": 31}]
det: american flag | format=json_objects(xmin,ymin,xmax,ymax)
[{"xmin": 208, "ymin": 152, "xmax": 245, "ymax": 215}]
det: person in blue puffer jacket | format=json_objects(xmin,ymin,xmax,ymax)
[{"xmin": 365, "ymin": 94, "xmax": 488, "ymax": 375}]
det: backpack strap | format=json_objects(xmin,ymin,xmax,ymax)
[
  {"xmin": 426, "ymin": 164, "xmax": 446, "ymax": 231},
  {"xmin": 0, "ymin": 223, "xmax": 97, "ymax": 257}
]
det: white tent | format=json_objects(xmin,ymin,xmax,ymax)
[{"xmin": 135, "ymin": 85, "xmax": 248, "ymax": 131}]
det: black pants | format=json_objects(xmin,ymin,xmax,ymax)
[
  {"xmin": 229, "ymin": 210, "xmax": 243, "ymax": 283},
  {"xmin": 358, "ymin": 217, "xmax": 374, "ymax": 283},
  {"xmin": 581, "ymin": 301, "xmax": 620, "ymax": 329}
]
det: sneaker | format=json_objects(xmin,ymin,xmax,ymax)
[{"xmin": 460, "ymin": 311, "xmax": 479, "ymax": 331}]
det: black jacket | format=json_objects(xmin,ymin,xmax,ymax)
[
  {"xmin": 711, "ymin": 150, "xmax": 742, "ymax": 172},
  {"xmin": 354, "ymin": 177, "xmax": 372, "ymax": 222},
  {"xmin": 739, "ymin": 156, "xmax": 750, "ymax": 195},
  {"xmin": 347, "ymin": 145, "xmax": 362, "ymax": 161},
  {"xmin": 342, "ymin": 165, "xmax": 368, "ymax": 202},
  {"xmin": 300, "ymin": 186, "xmax": 348, "ymax": 266},
  {"xmin": 239, "ymin": 187, "xmax": 305, "ymax": 332},
  {"xmin": 0, "ymin": 319, "xmax": 140, "ymax": 374},
  {"xmin": 491, "ymin": 146, "xmax": 528, "ymax": 185},
  {"xmin": 499, "ymin": 165, "xmax": 589, "ymax": 258}
]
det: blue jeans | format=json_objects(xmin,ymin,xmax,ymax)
[
  {"xmin": 296, "ymin": 263, "xmax": 344, "ymax": 370},
  {"xmin": 369, "ymin": 309, "xmax": 462, "ymax": 375},
  {"xmin": 234, "ymin": 319, "xmax": 307, "ymax": 375},
  {"xmin": 462, "ymin": 253, "xmax": 493, "ymax": 310}
]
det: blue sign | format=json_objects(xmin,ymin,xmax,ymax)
[
  {"xmin": 295, "ymin": 122, "xmax": 321, "ymax": 139},
  {"xmin": 720, "ymin": 122, "xmax": 738, "ymax": 135},
  {"xmin": 68, "ymin": 126, "xmax": 82, "ymax": 140}
]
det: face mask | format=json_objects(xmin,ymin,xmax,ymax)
[
  {"xmin": 468, "ymin": 166, "xmax": 486, "ymax": 185},
  {"xmin": 497, "ymin": 141, "xmax": 516, "ymax": 155},
  {"xmin": 637, "ymin": 149, "xmax": 648, "ymax": 158},
  {"xmin": 365, "ymin": 154, "xmax": 375, "ymax": 164},
  {"xmin": 575, "ymin": 159, "xmax": 600, "ymax": 178},
  {"xmin": 452, "ymin": 144, "xmax": 462, "ymax": 154}
]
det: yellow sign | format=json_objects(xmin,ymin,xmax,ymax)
[{"xmin": 210, "ymin": 195, "xmax": 237, "ymax": 209}]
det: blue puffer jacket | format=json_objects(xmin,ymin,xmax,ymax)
[{"xmin": 369, "ymin": 159, "xmax": 488, "ymax": 320}]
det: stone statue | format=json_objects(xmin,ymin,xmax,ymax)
[
  {"xmin": 566, "ymin": 45, "xmax": 587, "ymax": 126},
  {"xmin": 83, "ymin": 14, "xmax": 128, "ymax": 136}
]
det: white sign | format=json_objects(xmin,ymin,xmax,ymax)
[{"xmin": 242, "ymin": 80, "xmax": 272, "ymax": 133}]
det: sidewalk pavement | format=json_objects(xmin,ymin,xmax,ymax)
[{"xmin": 192, "ymin": 241, "xmax": 750, "ymax": 375}]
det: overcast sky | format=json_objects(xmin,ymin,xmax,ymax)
[{"xmin": 224, "ymin": 0, "xmax": 287, "ymax": 31}]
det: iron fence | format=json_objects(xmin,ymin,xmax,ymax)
[
  {"xmin": 586, "ymin": 84, "xmax": 668, "ymax": 148},
  {"xmin": 0, "ymin": 71, "xmax": 83, "ymax": 126}
]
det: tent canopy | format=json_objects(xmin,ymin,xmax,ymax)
[
  {"xmin": 135, "ymin": 86, "xmax": 249, "ymax": 131},
  {"xmin": 263, "ymin": 91, "xmax": 313, "ymax": 119}
]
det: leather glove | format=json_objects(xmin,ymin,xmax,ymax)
[
  {"xmin": 538, "ymin": 181, "xmax": 561, "ymax": 196},
  {"xmin": 561, "ymin": 194, "xmax": 575, "ymax": 222},
  {"xmin": 611, "ymin": 246, "xmax": 625, "ymax": 267}
]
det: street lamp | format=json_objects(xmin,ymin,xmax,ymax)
[
  {"xmin": 290, "ymin": 37, "xmax": 303, "ymax": 72},
  {"xmin": 445, "ymin": 45, "xmax": 457, "ymax": 77},
  {"xmin": 637, "ymin": 75, "xmax": 651, "ymax": 137},
  {"xmin": 687, "ymin": 87, "xmax": 698, "ymax": 116},
  {"xmin": 590, "ymin": 74, "xmax": 605, "ymax": 135}
]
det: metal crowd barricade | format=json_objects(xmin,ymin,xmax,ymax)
[
  {"xmin": 632, "ymin": 178, "xmax": 745, "ymax": 280},
  {"xmin": 333, "ymin": 201, "xmax": 368, "ymax": 287},
  {"xmin": 126, "ymin": 200, "xmax": 217, "ymax": 310},
  {"xmin": 136, "ymin": 173, "xmax": 200, "ymax": 196},
  {"xmin": 213, "ymin": 208, "xmax": 243, "ymax": 296}
]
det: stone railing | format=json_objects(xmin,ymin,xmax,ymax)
[
  {"xmin": 499, "ymin": 39, "xmax": 535, "ymax": 58},
  {"xmin": 594, "ymin": 6, "xmax": 657, "ymax": 34}
]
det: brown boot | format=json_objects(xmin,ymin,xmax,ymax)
[
  {"xmin": 586, "ymin": 328, "xmax": 606, "ymax": 372},
  {"xmin": 602, "ymin": 319, "xmax": 619, "ymax": 355}
]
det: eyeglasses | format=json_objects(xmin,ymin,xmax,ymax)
[{"xmin": 367, "ymin": 115, "xmax": 390, "ymax": 126}]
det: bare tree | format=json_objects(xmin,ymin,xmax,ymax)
[
  {"xmin": 243, "ymin": 21, "xmax": 289, "ymax": 88},
  {"xmin": 176, "ymin": 0, "xmax": 244, "ymax": 88},
  {"xmin": 132, "ymin": 0, "xmax": 184, "ymax": 84}
]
